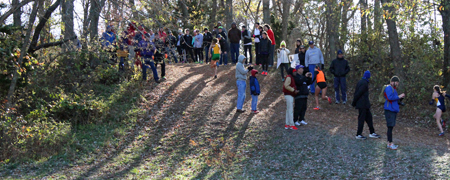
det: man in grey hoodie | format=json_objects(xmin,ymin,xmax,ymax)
[
  {"xmin": 305, "ymin": 41, "xmax": 324, "ymax": 93},
  {"xmin": 236, "ymin": 54, "xmax": 254, "ymax": 112}
]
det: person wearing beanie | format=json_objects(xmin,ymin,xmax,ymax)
[
  {"xmin": 330, "ymin": 49, "xmax": 350, "ymax": 104},
  {"xmin": 352, "ymin": 70, "xmax": 381, "ymax": 140},
  {"xmin": 242, "ymin": 25, "xmax": 253, "ymax": 65},
  {"xmin": 277, "ymin": 41, "xmax": 291, "ymax": 81},
  {"xmin": 249, "ymin": 69, "xmax": 261, "ymax": 114},
  {"xmin": 305, "ymin": 40, "xmax": 324, "ymax": 93},
  {"xmin": 228, "ymin": 22, "xmax": 242, "ymax": 64},
  {"xmin": 283, "ymin": 68, "xmax": 299, "ymax": 130},
  {"xmin": 236, "ymin": 55, "xmax": 253, "ymax": 112},
  {"xmin": 383, "ymin": 75, "xmax": 405, "ymax": 150},
  {"xmin": 293, "ymin": 65, "xmax": 313, "ymax": 126}
]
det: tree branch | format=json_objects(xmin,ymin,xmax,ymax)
[
  {"xmin": 28, "ymin": 0, "xmax": 61, "ymax": 53},
  {"xmin": 0, "ymin": 0, "xmax": 35, "ymax": 24},
  {"xmin": 30, "ymin": 36, "xmax": 77, "ymax": 53}
]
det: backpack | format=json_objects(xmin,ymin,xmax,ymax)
[{"xmin": 378, "ymin": 85, "xmax": 392, "ymax": 104}]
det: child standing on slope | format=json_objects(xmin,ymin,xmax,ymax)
[
  {"xmin": 249, "ymin": 69, "xmax": 261, "ymax": 114},
  {"xmin": 209, "ymin": 38, "xmax": 221, "ymax": 78}
]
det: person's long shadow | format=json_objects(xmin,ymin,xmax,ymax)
[
  {"xmin": 93, "ymin": 67, "xmax": 239, "ymax": 179},
  {"xmin": 73, "ymin": 64, "xmax": 216, "ymax": 179}
]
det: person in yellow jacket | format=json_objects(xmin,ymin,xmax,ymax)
[{"xmin": 312, "ymin": 64, "xmax": 332, "ymax": 110}]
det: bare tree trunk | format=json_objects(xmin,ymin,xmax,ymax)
[
  {"xmin": 263, "ymin": 0, "xmax": 270, "ymax": 24},
  {"xmin": 61, "ymin": 0, "xmax": 75, "ymax": 50},
  {"xmin": 5, "ymin": 1, "xmax": 38, "ymax": 113},
  {"xmin": 360, "ymin": 0, "xmax": 366, "ymax": 33},
  {"xmin": 326, "ymin": 0, "xmax": 338, "ymax": 61},
  {"xmin": 12, "ymin": 0, "xmax": 21, "ymax": 26},
  {"xmin": 272, "ymin": 0, "xmax": 277, "ymax": 18},
  {"xmin": 439, "ymin": 0, "xmax": 450, "ymax": 87},
  {"xmin": 89, "ymin": 0, "xmax": 106, "ymax": 42},
  {"xmin": 365, "ymin": 0, "xmax": 372, "ymax": 33},
  {"xmin": 82, "ymin": 0, "xmax": 90, "ymax": 50},
  {"xmin": 178, "ymin": 0, "xmax": 189, "ymax": 27},
  {"xmin": 226, "ymin": 0, "xmax": 233, "ymax": 30},
  {"xmin": 374, "ymin": 0, "xmax": 381, "ymax": 31},
  {"xmin": 129, "ymin": 0, "xmax": 138, "ymax": 19},
  {"xmin": 38, "ymin": 0, "xmax": 46, "ymax": 45},
  {"xmin": 281, "ymin": 0, "xmax": 290, "ymax": 41},
  {"xmin": 211, "ymin": 0, "xmax": 217, "ymax": 29},
  {"xmin": 381, "ymin": 0, "xmax": 403, "ymax": 80}
]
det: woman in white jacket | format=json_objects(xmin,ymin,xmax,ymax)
[{"xmin": 277, "ymin": 41, "xmax": 291, "ymax": 81}]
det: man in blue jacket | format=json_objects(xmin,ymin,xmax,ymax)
[
  {"xmin": 330, "ymin": 49, "xmax": 350, "ymax": 104},
  {"xmin": 383, "ymin": 76, "xmax": 405, "ymax": 150}
]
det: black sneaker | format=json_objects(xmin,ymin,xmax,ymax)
[
  {"xmin": 356, "ymin": 135, "xmax": 367, "ymax": 140},
  {"xmin": 214, "ymin": 75, "xmax": 217, "ymax": 79}
]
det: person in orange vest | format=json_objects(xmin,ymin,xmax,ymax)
[{"xmin": 312, "ymin": 64, "xmax": 332, "ymax": 110}]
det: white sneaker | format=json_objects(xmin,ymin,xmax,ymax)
[
  {"xmin": 369, "ymin": 133, "xmax": 381, "ymax": 138},
  {"xmin": 295, "ymin": 122, "xmax": 301, "ymax": 126},
  {"xmin": 300, "ymin": 120, "xmax": 308, "ymax": 125}
]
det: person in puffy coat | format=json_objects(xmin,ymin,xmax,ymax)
[
  {"xmin": 277, "ymin": 41, "xmax": 290, "ymax": 81},
  {"xmin": 249, "ymin": 69, "xmax": 260, "ymax": 114}
]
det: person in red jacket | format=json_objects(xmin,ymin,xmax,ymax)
[
  {"xmin": 264, "ymin": 24, "xmax": 276, "ymax": 67},
  {"xmin": 283, "ymin": 68, "xmax": 299, "ymax": 130}
]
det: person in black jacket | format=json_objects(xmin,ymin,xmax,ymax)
[
  {"xmin": 242, "ymin": 26, "xmax": 253, "ymax": 65},
  {"xmin": 181, "ymin": 29, "xmax": 194, "ymax": 63},
  {"xmin": 293, "ymin": 65, "xmax": 313, "ymax": 126},
  {"xmin": 217, "ymin": 34, "xmax": 229, "ymax": 65},
  {"xmin": 352, "ymin": 70, "xmax": 381, "ymax": 140},
  {"xmin": 165, "ymin": 31, "xmax": 178, "ymax": 63},
  {"xmin": 330, "ymin": 49, "xmax": 350, "ymax": 104},
  {"xmin": 203, "ymin": 28, "xmax": 213, "ymax": 63},
  {"xmin": 154, "ymin": 33, "xmax": 167, "ymax": 80},
  {"xmin": 258, "ymin": 31, "xmax": 272, "ymax": 75}
]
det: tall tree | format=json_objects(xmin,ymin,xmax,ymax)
[
  {"xmin": 89, "ymin": 0, "xmax": 106, "ymax": 42},
  {"xmin": 12, "ymin": 0, "xmax": 21, "ymax": 26},
  {"xmin": 360, "ymin": 0, "xmax": 367, "ymax": 34},
  {"xmin": 281, "ymin": 0, "xmax": 290, "ymax": 41},
  {"xmin": 374, "ymin": 0, "xmax": 382, "ymax": 31},
  {"xmin": 326, "ymin": 0, "xmax": 339, "ymax": 61},
  {"xmin": 381, "ymin": 0, "xmax": 403, "ymax": 79},
  {"xmin": 226, "ymin": 0, "xmax": 233, "ymax": 30},
  {"xmin": 263, "ymin": 0, "xmax": 270, "ymax": 24},
  {"xmin": 439, "ymin": 0, "xmax": 450, "ymax": 87},
  {"xmin": 61, "ymin": 0, "xmax": 75, "ymax": 50},
  {"xmin": 210, "ymin": 0, "xmax": 217, "ymax": 29},
  {"xmin": 178, "ymin": 0, "xmax": 189, "ymax": 27}
]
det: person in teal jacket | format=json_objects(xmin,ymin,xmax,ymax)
[{"xmin": 383, "ymin": 76, "xmax": 405, "ymax": 150}]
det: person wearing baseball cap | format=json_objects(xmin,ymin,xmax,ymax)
[
  {"xmin": 305, "ymin": 40, "xmax": 324, "ymax": 94},
  {"xmin": 383, "ymin": 76, "xmax": 405, "ymax": 150},
  {"xmin": 352, "ymin": 70, "xmax": 381, "ymax": 140},
  {"xmin": 330, "ymin": 49, "xmax": 350, "ymax": 104},
  {"xmin": 293, "ymin": 65, "xmax": 313, "ymax": 126}
]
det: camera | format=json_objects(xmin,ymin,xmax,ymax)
[{"xmin": 399, "ymin": 98, "xmax": 405, "ymax": 106}]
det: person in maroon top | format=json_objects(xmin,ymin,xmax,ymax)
[{"xmin": 283, "ymin": 68, "xmax": 299, "ymax": 130}]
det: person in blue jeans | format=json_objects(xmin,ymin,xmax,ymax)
[
  {"xmin": 383, "ymin": 76, "xmax": 405, "ymax": 150},
  {"xmin": 217, "ymin": 34, "xmax": 228, "ymax": 65},
  {"xmin": 203, "ymin": 28, "xmax": 213, "ymax": 63},
  {"xmin": 305, "ymin": 41, "xmax": 324, "ymax": 94},
  {"xmin": 139, "ymin": 34, "xmax": 160, "ymax": 83},
  {"xmin": 236, "ymin": 55, "xmax": 253, "ymax": 112},
  {"xmin": 249, "ymin": 69, "xmax": 260, "ymax": 114},
  {"xmin": 228, "ymin": 22, "xmax": 241, "ymax": 64},
  {"xmin": 329, "ymin": 49, "xmax": 350, "ymax": 104}
]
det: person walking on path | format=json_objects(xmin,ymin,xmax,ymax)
[
  {"xmin": 383, "ymin": 76, "xmax": 405, "ymax": 150},
  {"xmin": 203, "ymin": 28, "xmax": 213, "ymax": 63},
  {"xmin": 264, "ymin": 24, "xmax": 276, "ymax": 67},
  {"xmin": 330, "ymin": 49, "xmax": 350, "ymax": 104},
  {"xmin": 228, "ymin": 22, "xmax": 242, "ymax": 64},
  {"xmin": 352, "ymin": 71, "xmax": 381, "ymax": 140},
  {"xmin": 258, "ymin": 31, "xmax": 272, "ymax": 75},
  {"xmin": 254, "ymin": 23, "xmax": 261, "ymax": 65},
  {"xmin": 283, "ymin": 68, "xmax": 299, "ymax": 130},
  {"xmin": 430, "ymin": 85, "xmax": 449, "ymax": 136},
  {"xmin": 249, "ymin": 69, "xmax": 261, "ymax": 114},
  {"xmin": 312, "ymin": 64, "xmax": 332, "ymax": 110},
  {"xmin": 293, "ymin": 65, "xmax": 312, "ymax": 126},
  {"xmin": 277, "ymin": 41, "xmax": 290, "ymax": 81},
  {"xmin": 236, "ymin": 55, "xmax": 253, "ymax": 112},
  {"xmin": 305, "ymin": 40, "xmax": 324, "ymax": 94},
  {"xmin": 242, "ymin": 25, "xmax": 253, "ymax": 65}
]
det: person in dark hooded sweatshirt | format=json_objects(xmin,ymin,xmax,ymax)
[
  {"xmin": 352, "ymin": 71, "xmax": 381, "ymax": 140},
  {"xmin": 293, "ymin": 65, "xmax": 312, "ymax": 126},
  {"xmin": 228, "ymin": 22, "xmax": 242, "ymax": 64},
  {"xmin": 330, "ymin": 49, "xmax": 350, "ymax": 104}
]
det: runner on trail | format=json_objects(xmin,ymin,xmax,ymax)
[
  {"xmin": 264, "ymin": 24, "xmax": 276, "ymax": 67},
  {"xmin": 236, "ymin": 55, "xmax": 253, "ymax": 113},
  {"xmin": 209, "ymin": 38, "xmax": 221, "ymax": 78},
  {"xmin": 430, "ymin": 85, "xmax": 449, "ymax": 136},
  {"xmin": 383, "ymin": 76, "xmax": 405, "ymax": 150},
  {"xmin": 242, "ymin": 25, "xmax": 253, "ymax": 65},
  {"xmin": 283, "ymin": 67, "xmax": 299, "ymax": 130},
  {"xmin": 254, "ymin": 23, "xmax": 261, "ymax": 65},
  {"xmin": 312, "ymin": 64, "xmax": 332, "ymax": 110},
  {"xmin": 153, "ymin": 33, "xmax": 166, "ymax": 81},
  {"xmin": 258, "ymin": 31, "xmax": 272, "ymax": 75},
  {"xmin": 277, "ymin": 41, "xmax": 290, "ymax": 81},
  {"xmin": 228, "ymin": 22, "xmax": 241, "ymax": 64},
  {"xmin": 330, "ymin": 49, "xmax": 350, "ymax": 104},
  {"xmin": 293, "ymin": 65, "xmax": 312, "ymax": 126},
  {"xmin": 352, "ymin": 71, "xmax": 381, "ymax": 140},
  {"xmin": 249, "ymin": 69, "xmax": 261, "ymax": 114},
  {"xmin": 305, "ymin": 41, "xmax": 324, "ymax": 94}
]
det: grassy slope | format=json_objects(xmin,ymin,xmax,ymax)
[{"xmin": 0, "ymin": 64, "xmax": 449, "ymax": 179}]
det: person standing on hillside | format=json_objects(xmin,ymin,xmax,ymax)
[
  {"xmin": 194, "ymin": 29, "xmax": 204, "ymax": 63},
  {"xmin": 305, "ymin": 41, "xmax": 324, "ymax": 94},
  {"xmin": 217, "ymin": 34, "xmax": 229, "ymax": 65},
  {"xmin": 258, "ymin": 31, "xmax": 272, "ymax": 75},
  {"xmin": 176, "ymin": 29, "xmax": 184, "ymax": 62},
  {"xmin": 352, "ymin": 71, "xmax": 381, "ymax": 140},
  {"xmin": 383, "ymin": 76, "xmax": 405, "ymax": 150},
  {"xmin": 153, "ymin": 33, "xmax": 167, "ymax": 81},
  {"xmin": 264, "ymin": 24, "xmax": 276, "ymax": 67},
  {"xmin": 139, "ymin": 33, "xmax": 159, "ymax": 83},
  {"xmin": 236, "ymin": 55, "xmax": 253, "ymax": 113},
  {"xmin": 242, "ymin": 25, "xmax": 253, "ymax": 65},
  {"xmin": 165, "ymin": 31, "xmax": 178, "ymax": 63},
  {"xmin": 293, "ymin": 65, "xmax": 312, "ymax": 126},
  {"xmin": 228, "ymin": 22, "xmax": 241, "ymax": 64},
  {"xmin": 203, "ymin": 28, "xmax": 213, "ymax": 64},
  {"xmin": 181, "ymin": 29, "xmax": 194, "ymax": 63},
  {"xmin": 277, "ymin": 41, "xmax": 290, "ymax": 81},
  {"xmin": 254, "ymin": 23, "xmax": 261, "ymax": 65},
  {"xmin": 330, "ymin": 49, "xmax": 350, "ymax": 104},
  {"xmin": 283, "ymin": 68, "xmax": 299, "ymax": 130}
]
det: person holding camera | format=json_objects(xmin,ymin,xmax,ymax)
[
  {"xmin": 236, "ymin": 55, "xmax": 253, "ymax": 113},
  {"xmin": 383, "ymin": 76, "xmax": 405, "ymax": 150},
  {"xmin": 293, "ymin": 65, "xmax": 313, "ymax": 126}
]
